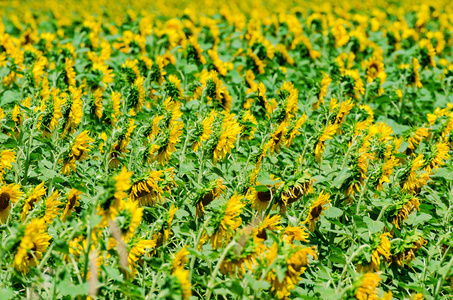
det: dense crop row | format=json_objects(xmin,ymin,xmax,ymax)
[{"xmin": 0, "ymin": 0, "xmax": 453, "ymax": 299}]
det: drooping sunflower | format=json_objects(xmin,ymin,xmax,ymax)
[
  {"xmin": 171, "ymin": 265, "xmax": 192, "ymax": 300},
  {"xmin": 194, "ymin": 70, "xmax": 232, "ymax": 110},
  {"xmin": 304, "ymin": 192, "xmax": 330, "ymax": 232},
  {"xmin": 128, "ymin": 239, "xmax": 157, "ymax": 277},
  {"xmin": 340, "ymin": 69, "xmax": 365, "ymax": 100},
  {"xmin": 265, "ymin": 242, "xmax": 317, "ymax": 299},
  {"xmin": 211, "ymin": 193, "xmax": 245, "ymax": 249},
  {"xmin": 313, "ymin": 72, "xmax": 331, "ymax": 110},
  {"xmin": 41, "ymin": 190, "xmax": 61, "ymax": 224},
  {"xmin": 357, "ymin": 233, "xmax": 392, "ymax": 272},
  {"xmin": 0, "ymin": 183, "xmax": 23, "ymax": 223},
  {"xmin": 0, "ymin": 149, "xmax": 16, "ymax": 182},
  {"xmin": 61, "ymin": 188, "xmax": 82, "ymax": 221},
  {"xmin": 355, "ymin": 273, "xmax": 381, "ymax": 300},
  {"xmin": 98, "ymin": 167, "xmax": 133, "ymax": 225},
  {"xmin": 206, "ymin": 112, "xmax": 242, "ymax": 165},
  {"xmin": 194, "ymin": 179, "xmax": 227, "ymax": 217},
  {"xmin": 392, "ymin": 195, "xmax": 420, "ymax": 229},
  {"xmin": 21, "ymin": 181, "xmax": 47, "ymax": 221},
  {"xmin": 314, "ymin": 123, "xmax": 338, "ymax": 162},
  {"xmin": 110, "ymin": 199, "xmax": 143, "ymax": 243},
  {"xmin": 13, "ymin": 218, "xmax": 51, "ymax": 274},
  {"xmin": 279, "ymin": 171, "xmax": 313, "ymax": 210},
  {"xmin": 164, "ymin": 74, "xmax": 184, "ymax": 101},
  {"xmin": 220, "ymin": 232, "xmax": 263, "ymax": 277},
  {"xmin": 424, "ymin": 141, "xmax": 450, "ymax": 174},
  {"xmin": 191, "ymin": 110, "xmax": 216, "ymax": 151},
  {"xmin": 153, "ymin": 205, "xmax": 178, "ymax": 246},
  {"xmin": 130, "ymin": 170, "xmax": 166, "ymax": 206},
  {"xmin": 127, "ymin": 75, "xmax": 146, "ymax": 115}
]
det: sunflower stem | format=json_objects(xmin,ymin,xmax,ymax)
[{"xmin": 205, "ymin": 240, "xmax": 236, "ymax": 300}]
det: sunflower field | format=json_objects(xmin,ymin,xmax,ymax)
[{"xmin": 1, "ymin": 0, "xmax": 453, "ymax": 299}]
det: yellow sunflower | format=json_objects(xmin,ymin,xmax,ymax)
[
  {"xmin": 61, "ymin": 188, "xmax": 82, "ymax": 221},
  {"xmin": 211, "ymin": 193, "xmax": 245, "ymax": 249},
  {"xmin": 0, "ymin": 183, "xmax": 23, "ymax": 223},
  {"xmin": 13, "ymin": 218, "xmax": 51, "ymax": 274},
  {"xmin": 304, "ymin": 192, "xmax": 330, "ymax": 232},
  {"xmin": 21, "ymin": 181, "xmax": 47, "ymax": 221}
]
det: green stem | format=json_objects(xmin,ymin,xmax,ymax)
[{"xmin": 205, "ymin": 241, "xmax": 236, "ymax": 300}]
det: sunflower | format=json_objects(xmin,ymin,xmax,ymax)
[
  {"xmin": 207, "ymin": 48, "xmax": 231, "ymax": 76},
  {"xmin": 62, "ymin": 130, "xmax": 95, "ymax": 174},
  {"xmin": 110, "ymin": 91, "xmax": 122, "ymax": 125},
  {"xmin": 282, "ymin": 226, "xmax": 310, "ymax": 244},
  {"xmin": 238, "ymin": 110, "xmax": 257, "ymax": 141},
  {"xmin": 42, "ymin": 190, "xmax": 61, "ymax": 224},
  {"xmin": 265, "ymin": 121, "xmax": 289, "ymax": 154},
  {"xmin": 279, "ymin": 172, "xmax": 313, "ymax": 209},
  {"xmin": 62, "ymin": 86, "xmax": 83, "ymax": 134},
  {"xmin": 314, "ymin": 123, "xmax": 338, "ymax": 162},
  {"xmin": 128, "ymin": 239, "xmax": 157, "ymax": 277},
  {"xmin": 246, "ymin": 184, "xmax": 276, "ymax": 212},
  {"xmin": 392, "ymin": 232, "xmax": 425, "ymax": 266},
  {"xmin": 98, "ymin": 168, "xmax": 133, "ymax": 225},
  {"xmin": 211, "ymin": 193, "xmax": 245, "ymax": 249},
  {"xmin": 150, "ymin": 55, "xmax": 166, "ymax": 84},
  {"xmin": 194, "ymin": 179, "xmax": 227, "ymax": 217},
  {"xmin": 406, "ymin": 127, "xmax": 429, "ymax": 152},
  {"xmin": 424, "ymin": 141, "xmax": 450, "ymax": 174},
  {"xmin": 313, "ymin": 73, "xmax": 331, "ymax": 110},
  {"xmin": 366, "ymin": 56, "xmax": 386, "ymax": 84},
  {"xmin": 411, "ymin": 57, "xmax": 423, "ymax": 88},
  {"xmin": 171, "ymin": 266, "xmax": 192, "ymax": 300},
  {"xmin": 154, "ymin": 205, "xmax": 178, "ymax": 246},
  {"xmin": 13, "ymin": 218, "xmax": 51, "ymax": 274},
  {"xmin": 284, "ymin": 114, "xmax": 307, "ymax": 147},
  {"xmin": 164, "ymin": 74, "xmax": 184, "ymax": 101},
  {"xmin": 0, "ymin": 149, "xmax": 16, "ymax": 182},
  {"xmin": 64, "ymin": 58, "xmax": 76, "ymax": 86},
  {"xmin": 332, "ymin": 98, "xmax": 354, "ymax": 126},
  {"xmin": 172, "ymin": 246, "xmax": 189, "ymax": 271},
  {"xmin": 93, "ymin": 88, "xmax": 103, "ymax": 119},
  {"xmin": 357, "ymin": 233, "xmax": 392, "ymax": 272},
  {"xmin": 127, "ymin": 76, "xmax": 145, "ymax": 115},
  {"xmin": 182, "ymin": 35, "xmax": 206, "ymax": 65},
  {"xmin": 304, "ymin": 192, "xmax": 330, "ymax": 232},
  {"xmin": 111, "ymin": 199, "xmax": 143, "ymax": 243},
  {"xmin": 21, "ymin": 182, "xmax": 47, "ymax": 221},
  {"xmin": 209, "ymin": 113, "xmax": 242, "ymax": 165},
  {"xmin": 341, "ymin": 69, "xmax": 365, "ymax": 100},
  {"xmin": 400, "ymin": 154, "xmax": 426, "ymax": 192},
  {"xmin": 130, "ymin": 170, "xmax": 166, "ymax": 206},
  {"xmin": 0, "ymin": 183, "xmax": 23, "ymax": 223},
  {"xmin": 375, "ymin": 156, "xmax": 399, "ymax": 191},
  {"xmin": 61, "ymin": 188, "xmax": 82, "ymax": 221},
  {"xmin": 220, "ymin": 232, "xmax": 262, "ymax": 276},
  {"xmin": 355, "ymin": 273, "xmax": 381, "ymax": 300},
  {"xmin": 247, "ymin": 48, "xmax": 266, "ymax": 74},
  {"xmin": 154, "ymin": 120, "xmax": 184, "ymax": 165},
  {"xmin": 266, "ymin": 242, "xmax": 317, "ymax": 299},
  {"xmin": 392, "ymin": 196, "xmax": 420, "ymax": 229},
  {"xmin": 419, "ymin": 39, "xmax": 436, "ymax": 68},
  {"xmin": 191, "ymin": 110, "xmax": 216, "ymax": 151},
  {"xmin": 252, "ymin": 214, "xmax": 282, "ymax": 242},
  {"xmin": 194, "ymin": 70, "xmax": 232, "ymax": 110}
]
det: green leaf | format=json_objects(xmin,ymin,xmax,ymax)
[
  {"xmin": 331, "ymin": 168, "xmax": 351, "ymax": 188},
  {"xmin": 363, "ymin": 217, "xmax": 385, "ymax": 234},
  {"xmin": 0, "ymin": 288, "xmax": 14, "ymax": 300},
  {"xmin": 0, "ymin": 90, "xmax": 19, "ymax": 106},
  {"xmin": 324, "ymin": 207, "xmax": 343, "ymax": 219}
]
